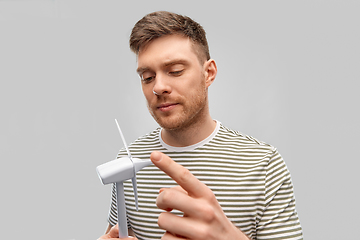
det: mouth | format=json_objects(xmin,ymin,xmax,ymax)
[{"xmin": 157, "ymin": 103, "xmax": 179, "ymax": 112}]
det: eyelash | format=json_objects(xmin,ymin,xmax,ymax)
[
  {"xmin": 141, "ymin": 70, "xmax": 184, "ymax": 83},
  {"xmin": 169, "ymin": 70, "xmax": 184, "ymax": 76},
  {"xmin": 142, "ymin": 76, "xmax": 155, "ymax": 83}
]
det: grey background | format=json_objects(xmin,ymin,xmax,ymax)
[{"xmin": 1, "ymin": 1, "xmax": 359, "ymax": 239}]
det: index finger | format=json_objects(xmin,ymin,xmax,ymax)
[{"xmin": 150, "ymin": 151, "xmax": 211, "ymax": 198}]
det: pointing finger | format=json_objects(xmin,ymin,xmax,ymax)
[{"xmin": 150, "ymin": 151, "xmax": 211, "ymax": 198}]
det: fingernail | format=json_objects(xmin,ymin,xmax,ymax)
[{"xmin": 151, "ymin": 151, "xmax": 162, "ymax": 162}]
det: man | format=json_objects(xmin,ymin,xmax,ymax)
[{"xmin": 98, "ymin": 11, "xmax": 303, "ymax": 240}]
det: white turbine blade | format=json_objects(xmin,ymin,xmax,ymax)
[
  {"xmin": 131, "ymin": 176, "xmax": 139, "ymax": 211},
  {"xmin": 131, "ymin": 158, "xmax": 152, "ymax": 211},
  {"xmin": 115, "ymin": 119, "xmax": 139, "ymax": 211},
  {"xmin": 115, "ymin": 119, "xmax": 132, "ymax": 160}
]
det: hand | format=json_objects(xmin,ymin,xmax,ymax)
[
  {"xmin": 150, "ymin": 151, "xmax": 249, "ymax": 240},
  {"xmin": 97, "ymin": 224, "xmax": 137, "ymax": 240}
]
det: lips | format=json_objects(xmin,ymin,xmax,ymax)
[{"xmin": 157, "ymin": 103, "xmax": 178, "ymax": 112}]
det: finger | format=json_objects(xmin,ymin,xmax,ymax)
[
  {"xmin": 108, "ymin": 224, "xmax": 119, "ymax": 238},
  {"xmin": 158, "ymin": 187, "xmax": 189, "ymax": 212},
  {"xmin": 151, "ymin": 151, "xmax": 211, "ymax": 198},
  {"xmin": 102, "ymin": 238, "xmax": 136, "ymax": 240},
  {"xmin": 157, "ymin": 187, "xmax": 188, "ymax": 211},
  {"xmin": 157, "ymin": 187, "xmax": 211, "ymax": 219},
  {"xmin": 162, "ymin": 231, "xmax": 189, "ymax": 240},
  {"xmin": 160, "ymin": 186, "xmax": 188, "ymax": 195},
  {"xmin": 97, "ymin": 225, "xmax": 118, "ymax": 239},
  {"xmin": 158, "ymin": 212, "xmax": 203, "ymax": 239},
  {"xmin": 98, "ymin": 225, "xmax": 137, "ymax": 240}
]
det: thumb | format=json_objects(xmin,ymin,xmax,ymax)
[
  {"xmin": 106, "ymin": 225, "xmax": 137, "ymax": 239},
  {"xmin": 109, "ymin": 224, "xmax": 119, "ymax": 238},
  {"xmin": 97, "ymin": 224, "xmax": 119, "ymax": 239}
]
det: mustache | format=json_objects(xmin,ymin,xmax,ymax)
[{"xmin": 154, "ymin": 96, "xmax": 182, "ymax": 104}]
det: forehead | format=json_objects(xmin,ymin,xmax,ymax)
[{"xmin": 137, "ymin": 35, "xmax": 200, "ymax": 70}]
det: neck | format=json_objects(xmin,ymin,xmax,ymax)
[{"xmin": 161, "ymin": 113, "xmax": 216, "ymax": 147}]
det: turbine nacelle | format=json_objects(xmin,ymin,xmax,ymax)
[{"xmin": 96, "ymin": 156, "xmax": 152, "ymax": 208}]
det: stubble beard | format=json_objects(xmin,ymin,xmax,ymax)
[{"xmin": 147, "ymin": 88, "xmax": 208, "ymax": 132}]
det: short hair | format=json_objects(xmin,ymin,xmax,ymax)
[{"xmin": 129, "ymin": 11, "xmax": 210, "ymax": 62}]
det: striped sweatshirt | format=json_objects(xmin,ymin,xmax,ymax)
[{"xmin": 108, "ymin": 121, "xmax": 303, "ymax": 239}]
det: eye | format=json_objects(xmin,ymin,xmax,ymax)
[
  {"xmin": 140, "ymin": 72, "xmax": 156, "ymax": 83},
  {"xmin": 142, "ymin": 76, "xmax": 155, "ymax": 82},
  {"xmin": 169, "ymin": 69, "xmax": 184, "ymax": 76}
]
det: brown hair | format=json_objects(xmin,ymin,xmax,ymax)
[{"xmin": 129, "ymin": 11, "xmax": 210, "ymax": 62}]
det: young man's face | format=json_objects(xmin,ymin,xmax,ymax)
[{"xmin": 137, "ymin": 35, "xmax": 214, "ymax": 131}]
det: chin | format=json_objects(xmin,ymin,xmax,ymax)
[
  {"xmin": 156, "ymin": 117, "xmax": 185, "ymax": 131},
  {"xmin": 149, "ymin": 97, "xmax": 207, "ymax": 131},
  {"xmin": 156, "ymin": 113, "xmax": 202, "ymax": 132}
]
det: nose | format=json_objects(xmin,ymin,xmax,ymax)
[{"xmin": 153, "ymin": 73, "xmax": 171, "ymax": 96}]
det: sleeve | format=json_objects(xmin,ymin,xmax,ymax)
[{"xmin": 256, "ymin": 148, "xmax": 303, "ymax": 240}]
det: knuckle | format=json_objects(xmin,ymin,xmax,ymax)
[
  {"xmin": 160, "ymin": 189, "xmax": 173, "ymax": 204},
  {"xmin": 201, "ymin": 204, "xmax": 216, "ymax": 222},
  {"xmin": 195, "ymin": 225, "xmax": 212, "ymax": 240},
  {"xmin": 157, "ymin": 212, "xmax": 166, "ymax": 229},
  {"xmin": 178, "ymin": 167, "xmax": 192, "ymax": 183},
  {"xmin": 156, "ymin": 189, "xmax": 175, "ymax": 210},
  {"xmin": 205, "ymin": 189, "xmax": 217, "ymax": 200}
]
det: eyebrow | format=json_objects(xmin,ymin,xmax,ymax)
[
  {"xmin": 136, "ymin": 59, "xmax": 189, "ymax": 75},
  {"xmin": 136, "ymin": 67, "xmax": 150, "ymax": 75},
  {"xmin": 163, "ymin": 59, "xmax": 188, "ymax": 67}
]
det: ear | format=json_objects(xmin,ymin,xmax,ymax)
[{"xmin": 204, "ymin": 59, "xmax": 217, "ymax": 88}]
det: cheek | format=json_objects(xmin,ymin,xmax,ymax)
[{"xmin": 142, "ymin": 85, "xmax": 152, "ymax": 101}]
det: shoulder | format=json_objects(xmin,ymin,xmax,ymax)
[
  {"xmin": 132, "ymin": 127, "xmax": 161, "ymax": 146},
  {"xmin": 214, "ymin": 123, "xmax": 276, "ymax": 152},
  {"xmin": 217, "ymin": 124, "xmax": 291, "ymax": 178}
]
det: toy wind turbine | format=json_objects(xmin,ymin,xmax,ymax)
[{"xmin": 96, "ymin": 119, "xmax": 152, "ymax": 238}]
